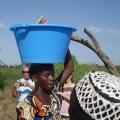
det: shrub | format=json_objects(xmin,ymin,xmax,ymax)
[{"xmin": 0, "ymin": 71, "xmax": 6, "ymax": 90}]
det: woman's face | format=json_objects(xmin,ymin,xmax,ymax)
[
  {"xmin": 22, "ymin": 67, "xmax": 30, "ymax": 80},
  {"xmin": 36, "ymin": 70, "xmax": 55, "ymax": 92}
]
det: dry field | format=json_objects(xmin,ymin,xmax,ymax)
[{"xmin": 0, "ymin": 88, "xmax": 17, "ymax": 120}]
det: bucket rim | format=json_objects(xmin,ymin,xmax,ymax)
[{"xmin": 10, "ymin": 23, "xmax": 77, "ymax": 32}]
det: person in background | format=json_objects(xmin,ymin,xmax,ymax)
[
  {"xmin": 69, "ymin": 71, "xmax": 120, "ymax": 120},
  {"xmin": 57, "ymin": 75, "xmax": 75, "ymax": 120},
  {"xmin": 18, "ymin": 50, "xmax": 74, "ymax": 120},
  {"xmin": 12, "ymin": 64, "xmax": 35, "ymax": 119}
]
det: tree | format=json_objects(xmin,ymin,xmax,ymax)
[{"xmin": 71, "ymin": 28, "xmax": 119, "ymax": 77}]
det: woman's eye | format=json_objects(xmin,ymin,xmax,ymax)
[{"xmin": 45, "ymin": 75, "xmax": 49, "ymax": 77}]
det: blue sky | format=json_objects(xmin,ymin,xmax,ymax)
[{"xmin": 0, "ymin": 0, "xmax": 120, "ymax": 65}]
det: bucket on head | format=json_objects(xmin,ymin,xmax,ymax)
[{"xmin": 10, "ymin": 24, "xmax": 76, "ymax": 63}]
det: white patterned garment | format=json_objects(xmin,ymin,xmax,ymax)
[{"xmin": 76, "ymin": 71, "xmax": 120, "ymax": 120}]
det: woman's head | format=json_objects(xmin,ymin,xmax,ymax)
[
  {"xmin": 69, "ymin": 71, "xmax": 120, "ymax": 120},
  {"xmin": 29, "ymin": 63, "xmax": 55, "ymax": 92},
  {"xmin": 22, "ymin": 64, "xmax": 30, "ymax": 80},
  {"xmin": 69, "ymin": 88, "xmax": 94, "ymax": 120}
]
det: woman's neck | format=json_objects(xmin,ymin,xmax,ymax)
[
  {"xmin": 31, "ymin": 86, "xmax": 51, "ymax": 105},
  {"xmin": 32, "ymin": 86, "xmax": 50, "ymax": 96}
]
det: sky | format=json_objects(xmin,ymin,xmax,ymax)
[{"xmin": 0, "ymin": 0, "xmax": 120, "ymax": 65}]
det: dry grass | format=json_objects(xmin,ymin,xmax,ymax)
[{"xmin": 0, "ymin": 88, "xmax": 17, "ymax": 120}]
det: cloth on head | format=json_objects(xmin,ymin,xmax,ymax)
[
  {"xmin": 29, "ymin": 63, "xmax": 54, "ymax": 77},
  {"xmin": 75, "ymin": 71, "xmax": 120, "ymax": 120}
]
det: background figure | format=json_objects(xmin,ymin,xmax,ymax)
[
  {"xmin": 12, "ymin": 64, "xmax": 35, "ymax": 119},
  {"xmin": 57, "ymin": 75, "xmax": 75, "ymax": 120},
  {"xmin": 69, "ymin": 71, "xmax": 120, "ymax": 120},
  {"xmin": 18, "ymin": 50, "xmax": 74, "ymax": 120}
]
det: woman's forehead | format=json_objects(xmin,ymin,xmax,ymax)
[{"xmin": 23, "ymin": 67, "xmax": 29, "ymax": 71}]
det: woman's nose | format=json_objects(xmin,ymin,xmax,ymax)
[{"xmin": 48, "ymin": 75, "xmax": 54, "ymax": 80}]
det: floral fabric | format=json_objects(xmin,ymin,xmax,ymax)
[{"xmin": 18, "ymin": 93, "xmax": 61, "ymax": 120}]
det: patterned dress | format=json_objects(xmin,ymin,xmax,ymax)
[{"xmin": 18, "ymin": 91, "xmax": 61, "ymax": 120}]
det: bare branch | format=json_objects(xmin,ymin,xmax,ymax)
[
  {"xmin": 71, "ymin": 29, "xmax": 119, "ymax": 77},
  {"xmin": 71, "ymin": 34, "xmax": 95, "ymax": 51},
  {"xmin": 84, "ymin": 28, "xmax": 100, "ymax": 50}
]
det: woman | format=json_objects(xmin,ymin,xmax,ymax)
[
  {"xmin": 57, "ymin": 75, "xmax": 75, "ymax": 120},
  {"xmin": 12, "ymin": 65, "xmax": 35, "ymax": 119},
  {"xmin": 69, "ymin": 71, "xmax": 120, "ymax": 120},
  {"xmin": 18, "ymin": 50, "xmax": 74, "ymax": 120}
]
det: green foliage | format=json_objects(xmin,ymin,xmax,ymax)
[
  {"xmin": 54, "ymin": 63, "xmax": 63, "ymax": 78},
  {"xmin": 0, "ymin": 59, "xmax": 120, "ymax": 90},
  {"xmin": 0, "ymin": 66, "xmax": 22, "ymax": 89},
  {"xmin": 116, "ymin": 66, "xmax": 120, "ymax": 74},
  {"xmin": 0, "ymin": 71, "xmax": 6, "ymax": 90},
  {"xmin": 73, "ymin": 64, "xmax": 107, "ymax": 83}
]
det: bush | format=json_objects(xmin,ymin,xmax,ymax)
[
  {"xmin": 0, "ymin": 66, "xmax": 22, "ymax": 89},
  {"xmin": 0, "ymin": 71, "xmax": 6, "ymax": 90}
]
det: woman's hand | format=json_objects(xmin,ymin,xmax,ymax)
[
  {"xmin": 57, "ymin": 91, "xmax": 63, "ymax": 96},
  {"xmin": 12, "ymin": 81, "xmax": 20, "ymax": 98},
  {"xmin": 24, "ymin": 81, "xmax": 34, "ymax": 89},
  {"xmin": 57, "ymin": 91, "xmax": 70, "ymax": 102},
  {"xmin": 13, "ymin": 82, "xmax": 20, "ymax": 92}
]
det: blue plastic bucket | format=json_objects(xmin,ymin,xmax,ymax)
[{"xmin": 10, "ymin": 24, "xmax": 76, "ymax": 63}]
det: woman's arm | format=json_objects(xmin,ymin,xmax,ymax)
[
  {"xmin": 56, "ymin": 49, "xmax": 74, "ymax": 86},
  {"xmin": 12, "ymin": 81, "xmax": 19, "ymax": 98},
  {"xmin": 57, "ymin": 91, "xmax": 70, "ymax": 102}
]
